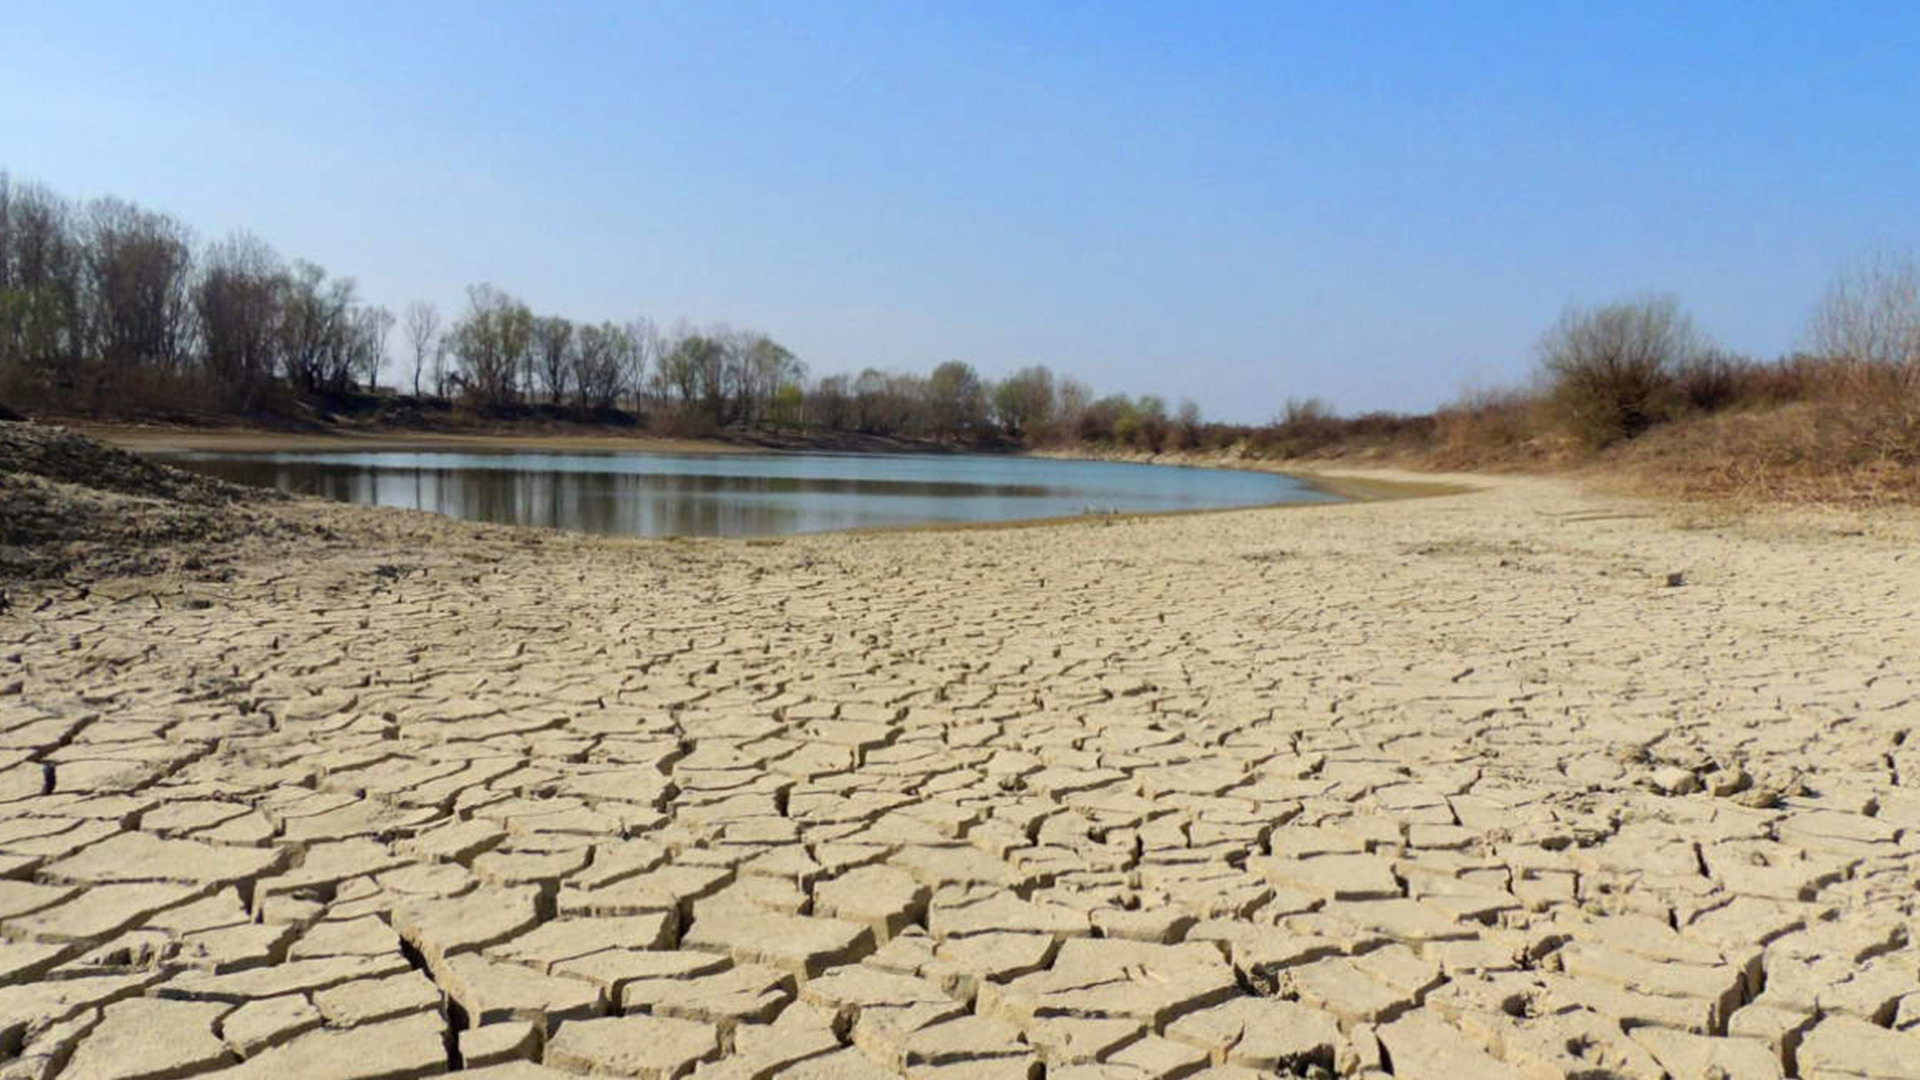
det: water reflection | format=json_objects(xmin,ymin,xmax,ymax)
[{"xmin": 165, "ymin": 450, "xmax": 1334, "ymax": 537}]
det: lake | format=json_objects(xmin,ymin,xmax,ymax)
[{"xmin": 160, "ymin": 449, "xmax": 1337, "ymax": 537}]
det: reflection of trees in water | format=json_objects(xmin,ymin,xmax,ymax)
[
  {"xmin": 168, "ymin": 455, "xmax": 1317, "ymax": 536},
  {"xmin": 232, "ymin": 463, "xmax": 824, "ymax": 536}
]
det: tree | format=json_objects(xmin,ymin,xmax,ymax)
[
  {"xmin": 991, "ymin": 364, "xmax": 1056, "ymax": 440},
  {"xmin": 82, "ymin": 196, "xmax": 195, "ymax": 379},
  {"xmin": 1174, "ymin": 398, "xmax": 1204, "ymax": 449},
  {"xmin": 737, "ymin": 334, "xmax": 801, "ymax": 425},
  {"xmin": 656, "ymin": 331, "xmax": 724, "ymax": 421},
  {"xmin": 447, "ymin": 283, "xmax": 533, "ymax": 408},
  {"xmin": 1538, "ymin": 294, "xmax": 1702, "ymax": 447},
  {"xmin": 352, "ymin": 305, "xmax": 393, "ymax": 392},
  {"xmin": 1055, "ymin": 376, "xmax": 1092, "ymax": 435},
  {"xmin": 1811, "ymin": 249, "xmax": 1920, "ymax": 371},
  {"xmin": 277, "ymin": 261, "xmax": 356, "ymax": 394},
  {"xmin": 533, "ymin": 315, "xmax": 574, "ymax": 405},
  {"xmin": 574, "ymin": 320, "xmax": 638, "ymax": 412},
  {"xmin": 1113, "ymin": 394, "xmax": 1168, "ymax": 451},
  {"xmin": 769, "ymin": 381, "xmax": 805, "ymax": 429},
  {"xmin": 403, "ymin": 300, "xmax": 440, "ymax": 398},
  {"xmin": 193, "ymin": 233, "xmax": 285, "ymax": 406},
  {"xmin": 1079, "ymin": 394, "xmax": 1127, "ymax": 443},
  {"xmin": 0, "ymin": 175, "xmax": 86, "ymax": 393},
  {"xmin": 926, "ymin": 360, "xmax": 987, "ymax": 441},
  {"xmin": 809, "ymin": 373, "xmax": 852, "ymax": 430},
  {"xmin": 622, "ymin": 317, "xmax": 658, "ymax": 410}
]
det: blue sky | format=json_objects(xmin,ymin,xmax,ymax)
[{"xmin": 4, "ymin": 2, "xmax": 1916, "ymax": 420}]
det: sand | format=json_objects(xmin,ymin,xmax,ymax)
[{"xmin": 5, "ymin": 430, "xmax": 1920, "ymax": 1078}]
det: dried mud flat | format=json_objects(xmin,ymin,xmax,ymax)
[{"xmin": 4, "ymin": 432, "xmax": 1920, "ymax": 1080}]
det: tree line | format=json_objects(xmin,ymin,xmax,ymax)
[{"xmin": 0, "ymin": 171, "xmax": 1208, "ymax": 449}]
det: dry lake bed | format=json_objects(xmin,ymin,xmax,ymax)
[{"xmin": 4, "ymin": 447, "xmax": 1920, "ymax": 1079}]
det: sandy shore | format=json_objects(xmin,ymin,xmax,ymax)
[{"xmin": 5, "ymin": 466, "xmax": 1920, "ymax": 1078}]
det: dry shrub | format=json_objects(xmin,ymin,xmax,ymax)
[
  {"xmin": 1431, "ymin": 388, "xmax": 1546, "ymax": 466},
  {"xmin": 1623, "ymin": 382, "xmax": 1920, "ymax": 504},
  {"xmin": 1539, "ymin": 295, "xmax": 1700, "ymax": 448},
  {"xmin": 2, "ymin": 361, "xmax": 297, "ymax": 422},
  {"xmin": 1244, "ymin": 400, "xmax": 1435, "ymax": 459},
  {"xmin": 1671, "ymin": 351, "xmax": 1746, "ymax": 414}
]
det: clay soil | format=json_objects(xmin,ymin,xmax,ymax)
[{"xmin": 3, "ymin": 421, "xmax": 1919, "ymax": 1078}]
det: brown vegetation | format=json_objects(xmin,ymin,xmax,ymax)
[{"xmin": 1225, "ymin": 258, "xmax": 1920, "ymax": 505}]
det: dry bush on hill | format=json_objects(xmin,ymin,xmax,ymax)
[{"xmin": 1538, "ymin": 295, "xmax": 1702, "ymax": 448}]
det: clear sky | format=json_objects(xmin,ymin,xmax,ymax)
[{"xmin": 4, "ymin": 2, "xmax": 1916, "ymax": 420}]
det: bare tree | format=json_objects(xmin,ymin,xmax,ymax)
[
  {"xmin": 193, "ymin": 233, "xmax": 285, "ymax": 408},
  {"xmin": 1811, "ymin": 249, "xmax": 1920, "ymax": 372},
  {"xmin": 82, "ymin": 197, "xmax": 195, "ymax": 378},
  {"xmin": 446, "ymin": 283, "xmax": 533, "ymax": 408},
  {"xmin": 403, "ymin": 300, "xmax": 440, "ymax": 398},
  {"xmin": 809, "ymin": 373, "xmax": 852, "ymax": 430},
  {"xmin": 533, "ymin": 315, "xmax": 574, "ymax": 405},
  {"xmin": 277, "ymin": 261, "xmax": 356, "ymax": 394},
  {"xmin": 353, "ymin": 305, "xmax": 394, "ymax": 392},
  {"xmin": 623, "ymin": 317, "xmax": 658, "ymax": 410},
  {"xmin": 1055, "ymin": 376, "xmax": 1093, "ymax": 434},
  {"xmin": 1174, "ymin": 397, "xmax": 1204, "ymax": 449}
]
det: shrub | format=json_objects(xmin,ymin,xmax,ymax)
[
  {"xmin": 1432, "ymin": 387, "xmax": 1541, "ymax": 464},
  {"xmin": 1671, "ymin": 350, "xmax": 1749, "ymax": 414},
  {"xmin": 1539, "ymin": 295, "xmax": 1701, "ymax": 447}
]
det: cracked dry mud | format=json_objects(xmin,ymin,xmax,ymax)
[{"xmin": 4, "ymin": 472, "xmax": 1920, "ymax": 1080}]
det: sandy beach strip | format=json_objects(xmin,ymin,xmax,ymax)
[{"xmin": 5, "ymin": 467, "xmax": 1920, "ymax": 1078}]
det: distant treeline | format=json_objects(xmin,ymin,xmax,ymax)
[
  {"xmin": 0, "ymin": 170, "xmax": 1218, "ymax": 449},
  {"xmin": 6, "ymin": 168, "xmax": 1915, "ymax": 498}
]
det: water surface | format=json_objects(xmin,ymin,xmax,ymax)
[{"xmin": 162, "ymin": 449, "xmax": 1335, "ymax": 537}]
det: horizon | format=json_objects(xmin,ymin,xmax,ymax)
[{"xmin": 5, "ymin": 2, "xmax": 1916, "ymax": 422}]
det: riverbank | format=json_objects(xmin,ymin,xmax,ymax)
[{"xmin": 6, "ymin": 422, "xmax": 1919, "ymax": 1077}]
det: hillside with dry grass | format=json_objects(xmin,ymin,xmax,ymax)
[{"xmin": 1218, "ymin": 257, "xmax": 1920, "ymax": 506}]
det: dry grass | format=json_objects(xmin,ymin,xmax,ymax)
[
  {"xmin": 1263, "ymin": 353, "xmax": 1920, "ymax": 506},
  {"xmin": 1421, "ymin": 357, "xmax": 1920, "ymax": 505}
]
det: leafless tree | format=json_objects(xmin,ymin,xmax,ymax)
[
  {"xmin": 82, "ymin": 197, "xmax": 195, "ymax": 377},
  {"xmin": 1175, "ymin": 398, "xmax": 1204, "ymax": 448},
  {"xmin": 354, "ymin": 305, "xmax": 393, "ymax": 392},
  {"xmin": 447, "ymin": 283, "xmax": 533, "ymax": 408},
  {"xmin": 194, "ymin": 233, "xmax": 285, "ymax": 407},
  {"xmin": 277, "ymin": 261, "xmax": 357, "ymax": 394},
  {"xmin": 1811, "ymin": 249, "xmax": 1920, "ymax": 373},
  {"xmin": 1055, "ymin": 376, "xmax": 1093, "ymax": 434},
  {"xmin": 533, "ymin": 315, "xmax": 574, "ymax": 405},
  {"xmin": 403, "ymin": 300, "xmax": 440, "ymax": 398}
]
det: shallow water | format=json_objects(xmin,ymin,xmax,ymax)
[{"xmin": 160, "ymin": 449, "xmax": 1336, "ymax": 537}]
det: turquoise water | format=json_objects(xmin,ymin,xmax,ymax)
[{"xmin": 162, "ymin": 449, "xmax": 1336, "ymax": 537}]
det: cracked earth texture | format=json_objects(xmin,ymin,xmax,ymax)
[{"xmin": 3, "ymin": 471, "xmax": 1920, "ymax": 1080}]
